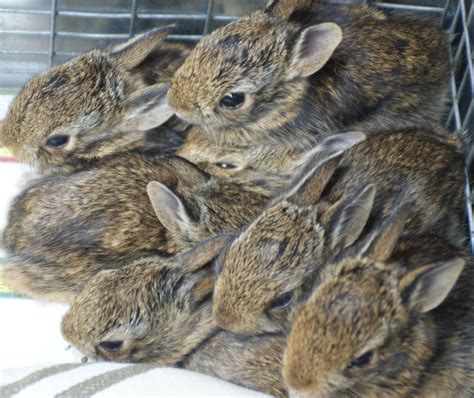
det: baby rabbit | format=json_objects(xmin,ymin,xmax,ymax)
[
  {"xmin": 177, "ymin": 125, "xmax": 319, "ymax": 196},
  {"xmin": 2, "ymin": 152, "xmax": 269, "ymax": 303},
  {"xmin": 168, "ymin": 0, "xmax": 450, "ymax": 146},
  {"xmin": 212, "ymin": 127, "xmax": 466, "ymax": 335},
  {"xmin": 1, "ymin": 27, "xmax": 191, "ymax": 173},
  {"xmin": 61, "ymin": 236, "xmax": 287, "ymax": 398},
  {"xmin": 283, "ymin": 214, "xmax": 473, "ymax": 397}
]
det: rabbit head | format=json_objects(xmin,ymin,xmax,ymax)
[
  {"xmin": 168, "ymin": 0, "xmax": 341, "ymax": 135},
  {"xmin": 61, "ymin": 235, "xmax": 232, "ymax": 363},
  {"xmin": 212, "ymin": 132, "xmax": 370, "ymax": 335},
  {"xmin": 283, "ymin": 214, "xmax": 465, "ymax": 398},
  {"xmin": 1, "ymin": 27, "xmax": 188, "ymax": 171}
]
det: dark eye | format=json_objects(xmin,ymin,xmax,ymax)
[
  {"xmin": 216, "ymin": 161, "xmax": 238, "ymax": 169},
  {"xmin": 46, "ymin": 135, "xmax": 69, "ymax": 149},
  {"xmin": 269, "ymin": 293, "xmax": 293, "ymax": 310},
  {"xmin": 349, "ymin": 351, "xmax": 373, "ymax": 368},
  {"xmin": 98, "ymin": 341, "xmax": 123, "ymax": 352},
  {"xmin": 219, "ymin": 92, "xmax": 245, "ymax": 109}
]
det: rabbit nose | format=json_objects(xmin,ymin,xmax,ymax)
[
  {"xmin": 214, "ymin": 308, "xmax": 236, "ymax": 329},
  {"xmin": 285, "ymin": 372, "xmax": 314, "ymax": 391}
]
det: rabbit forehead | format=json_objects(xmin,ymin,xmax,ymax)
[
  {"xmin": 66, "ymin": 265, "xmax": 185, "ymax": 339},
  {"xmin": 3, "ymin": 51, "xmax": 122, "ymax": 161},
  {"xmin": 226, "ymin": 202, "xmax": 323, "ymax": 271},
  {"xmin": 215, "ymin": 203, "xmax": 324, "ymax": 309},
  {"xmin": 169, "ymin": 12, "xmax": 289, "ymax": 110},
  {"xmin": 290, "ymin": 259, "xmax": 398, "ymax": 370}
]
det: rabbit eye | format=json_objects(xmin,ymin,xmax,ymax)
[
  {"xmin": 220, "ymin": 92, "xmax": 245, "ymax": 109},
  {"xmin": 216, "ymin": 161, "xmax": 238, "ymax": 169},
  {"xmin": 269, "ymin": 293, "xmax": 293, "ymax": 310},
  {"xmin": 46, "ymin": 135, "xmax": 69, "ymax": 149},
  {"xmin": 98, "ymin": 340, "xmax": 123, "ymax": 352},
  {"xmin": 349, "ymin": 351, "xmax": 373, "ymax": 368}
]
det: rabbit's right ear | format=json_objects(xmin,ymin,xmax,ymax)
[
  {"xmin": 358, "ymin": 204, "xmax": 409, "ymax": 262},
  {"xmin": 147, "ymin": 181, "xmax": 194, "ymax": 237},
  {"xmin": 120, "ymin": 83, "xmax": 174, "ymax": 131},
  {"xmin": 284, "ymin": 132, "xmax": 366, "ymax": 206},
  {"xmin": 179, "ymin": 234, "xmax": 235, "ymax": 272},
  {"xmin": 111, "ymin": 26, "xmax": 174, "ymax": 70},
  {"xmin": 287, "ymin": 23, "xmax": 343, "ymax": 80},
  {"xmin": 326, "ymin": 184, "xmax": 376, "ymax": 251},
  {"xmin": 399, "ymin": 258, "xmax": 465, "ymax": 313}
]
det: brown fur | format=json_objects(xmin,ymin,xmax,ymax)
[
  {"xmin": 283, "ymin": 230, "xmax": 473, "ymax": 398},
  {"xmin": 1, "ymin": 152, "xmax": 269, "ymax": 302},
  {"xmin": 177, "ymin": 126, "xmax": 310, "ymax": 195},
  {"xmin": 212, "ymin": 128, "xmax": 466, "ymax": 335},
  {"xmin": 61, "ymin": 236, "xmax": 287, "ymax": 397},
  {"xmin": 1, "ymin": 28, "xmax": 192, "ymax": 173},
  {"xmin": 168, "ymin": 1, "xmax": 450, "ymax": 147}
]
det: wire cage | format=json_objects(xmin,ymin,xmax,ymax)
[{"xmin": 0, "ymin": 0, "xmax": 473, "ymax": 249}]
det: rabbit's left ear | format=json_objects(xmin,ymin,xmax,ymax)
[
  {"xmin": 175, "ymin": 234, "xmax": 235, "ymax": 304},
  {"xmin": 264, "ymin": 0, "xmax": 312, "ymax": 19},
  {"xmin": 283, "ymin": 131, "xmax": 366, "ymax": 206},
  {"xmin": 111, "ymin": 26, "xmax": 174, "ymax": 70},
  {"xmin": 326, "ymin": 183, "xmax": 376, "ymax": 251},
  {"xmin": 400, "ymin": 258, "xmax": 465, "ymax": 313},
  {"xmin": 120, "ymin": 83, "xmax": 174, "ymax": 131},
  {"xmin": 147, "ymin": 180, "xmax": 194, "ymax": 237},
  {"xmin": 287, "ymin": 23, "xmax": 342, "ymax": 80}
]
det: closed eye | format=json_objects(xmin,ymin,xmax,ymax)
[
  {"xmin": 98, "ymin": 340, "xmax": 123, "ymax": 353},
  {"xmin": 349, "ymin": 351, "xmax": 373, "ymax": 368},
  {"xmin": 268, "ymin": 292, "xmax": 293, "ymax": 310}
]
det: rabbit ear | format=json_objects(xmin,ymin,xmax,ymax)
[
  {"xmin": 111, "ymin": 26, "xmax": 174, "ymax": 70},
  {"xmin": 399, "ymin": 258, "xmax": 465, "ymax": 313},
  {"xmin": 264, "ymin": 0, "xmax": 311, "ymax": 18},
  {"xmin": 147, "ymin": 181, "xmax": 194, "ymax": 237},
  {"xmin": 120, "ymin": 83, "xmax": 174, "ymax": 131},
  {"xmin": 287, "ymin": 23, "xmax": 342, "ymax": 80},
  {"xmin": 327, "ymin": 184, "xmax": 376, "ymax": 251},
  {"xmin": 179, "ymin": 234, "xmax": 235, "ymax": 273},
  {"xmin": 176, "ymin": 235, "xmax": 235, "ymax": 305},
  {"xmin": 284, "ymin": 132, "xmax": 366, "ymax": 206},
  {"xmin": 359, "ymin": 204, "xmax": 409, "ymax": 262}
]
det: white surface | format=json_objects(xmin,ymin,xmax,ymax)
[
  {"xmin": 1, "ymin": 362, "xmax": 269, "ymax": 397},
  {"xmin": 0, "ymin": 94, "xmax": 14, "ymax": 118},
  {"xmin": 0, "ymin": 299, "xmax": 84, "ymax": 370}
]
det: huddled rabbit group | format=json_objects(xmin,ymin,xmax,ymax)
[{"xmin": 1, "ymin": 0, "xmax": 473, "ymax": 396}]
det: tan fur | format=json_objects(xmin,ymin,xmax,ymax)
[
  {"xmin": 1, "ymin": 28, "xmax": 191, "ymax": 173},
  {"xmin": 168, "ymin": 1, "xmax": 450, "ymax": 147},
  {"xmin": 61, "ymin": 237, "xmax": 287, "ymax": 397},
  {"xmin": 212, "ymin": 128, "xmax": 466, "ymax": 335},
  {"xmin": 2, "ymin": 153, "xmax": 269, "ymax": 302},
  {"xmin": 283, "ymin": 233, "xmax": 473, "ymax": 398},
  {"xmin": 177, "ymin": 126, "xmax": 309, "ymax": 196}
]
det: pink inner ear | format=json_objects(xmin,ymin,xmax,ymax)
[
  {"xmin": 300, "ymin": 28, "xmax": 332, "ymax": 59},
  {"xmin": 162, "ymin": 189, "xmax": 184, "ymax": 222}
]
